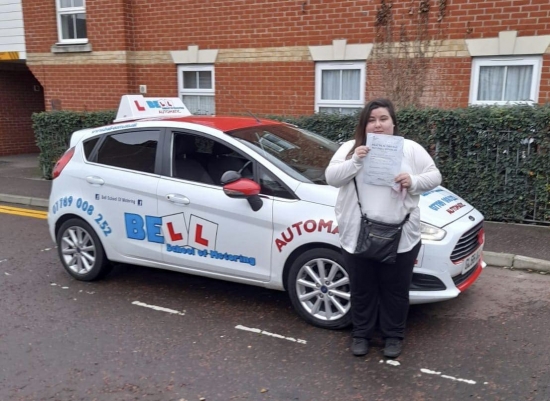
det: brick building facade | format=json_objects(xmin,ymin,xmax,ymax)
[
  {"xmin": 0, "ymin": 63, "xmax": 44, "ymax": 155},
  {"xmin": 15, "ymin": 1, "xmax": 550, "ymax": 120},
  {"xmin": 0, "ymin": 0, "xmax": 43, "ymax": 156}
]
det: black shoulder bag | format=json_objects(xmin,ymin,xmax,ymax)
[{"xmin": 353, "ymin": 178, "xmax": 409, "ymax": 264}]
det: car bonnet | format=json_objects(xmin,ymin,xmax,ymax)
[
  {"xmin": 295, "ymin": 184, "xmax": 475, "ymax": 228},
  {"xmin": 417, "ymin": 186, "xmax": 475, "ymax": 228}
]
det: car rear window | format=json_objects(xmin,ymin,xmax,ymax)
[
  {"xmin": 96, "ymin": 130, "xmax": 160, "ymax": 173},
  {"xmin": 83, "ymin": 137, "xmax": 100, "ymax": 160}
]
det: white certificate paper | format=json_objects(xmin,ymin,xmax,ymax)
[{"xmin": 363, "ymin": 133, "xmax": 404, "ymax": 186}]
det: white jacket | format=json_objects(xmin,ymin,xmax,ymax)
[{"xmin": 325, "ymin": 138, "xmax": 442, "ymax": 253}]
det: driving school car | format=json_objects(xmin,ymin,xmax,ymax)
[{"xmin": 47, "ymin": 95, "xmax": 486, "ymax": 329}]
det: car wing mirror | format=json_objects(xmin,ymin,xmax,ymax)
[
  {"xmin": 221, "ymin": 170, "xmax": 242, "ymax": 185},
  {"xmin": 222, "ymin": 173, "xmax": 263, "ymax": 212}
]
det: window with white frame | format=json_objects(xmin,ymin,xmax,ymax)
[
  {"xmin": 469, "ymin": 56, "xmax": 542, "ymax": 105},
  {"xmin": 178, "ymin": 65, "xmax": 215, "ymax": 115},
  {"xmin": 315, "ymin": 62, "xmax": 365, "ymax": 114},
  {"xmin": 56, "ymin": 0, "xmax": 87, "ymax": 44}
]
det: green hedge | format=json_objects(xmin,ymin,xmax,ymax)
[
  {"xmin": 32, "ymin": 110, "xmax": 116, "ymax": 179},
  {"xmin": 33, "ymin": 106, "xmax": 550, "ymax": 223},
  {"xmin": 272, "ymin": 106, "xmax": 550, "ymax": 224}
]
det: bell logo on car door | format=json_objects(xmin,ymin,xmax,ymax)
[
  {"xmin": 124, "ymin": 212, "xmax": 255, "ymax": 266},
  {"xmin": 126, "ymin": 212, "xmax": 218, "ymax": 249}
]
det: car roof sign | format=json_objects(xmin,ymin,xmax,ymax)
[{"xmin": 114, "ymin": 95, "xmax": 192, "ymax": 123}]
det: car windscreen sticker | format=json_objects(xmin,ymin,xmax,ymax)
[
  {"xmin": 91, "ymin": 122, "xmax": 138, "ymax": 134},
  {"xmin": 275, "ymin": 219, "xmax": 338, "ymax": 252},
  {"xmin": 125, "ymin": 212, "xmax": 256, "ymax": 266}
]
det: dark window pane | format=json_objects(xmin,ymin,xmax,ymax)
[
  {"xmin": 83, "ymin": 137, "xmax": 99, "ymax": 160},
  {"xmin": 61, "ymin": 13, "xmax": 86, "ymax": 39},
  {"xmin": 97, "ymin": 130, "xmax": 159, "ymax": 173},
  {"xmin": 258, "ymin": 166, "xmax": 293, "ymax": 199},
  {"xmin": 183, "ymin": 71, "xmax": 198, "ymax": 89},
  {"xmin": 76, "ymin": 14, "xmax": 87, "ymax": 38},
  {"xmin": 60, "ymin": 14, "xmax": 74, "ymax": 39},
  {"xmin": 198, "ymin": 71, "xmax": 212, "ymax": 89}
]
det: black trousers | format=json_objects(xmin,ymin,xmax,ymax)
[{"xmin": 342, "ymin": 241, "xmax": 421, "ymax": 340}]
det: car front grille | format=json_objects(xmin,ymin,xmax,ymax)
[{"xmin": 450, "ymin": 222, "xmax": 483, "ymax": 262}]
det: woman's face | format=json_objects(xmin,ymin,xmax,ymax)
[{"xmin": 365, "ymin": 107, "xmax": 394, "ymax": 135}]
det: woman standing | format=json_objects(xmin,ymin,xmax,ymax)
[{"xmin": 325, "ymin": 99, "xmax": 441, "ymax": 358}]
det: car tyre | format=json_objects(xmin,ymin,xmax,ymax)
[
  {"xmin": 56, "ymin": 218, "xmax": 112, "ymax": 281},
  {"xmin": 287, "ymin": 248, "xmax": 352, "ymax": 329}
]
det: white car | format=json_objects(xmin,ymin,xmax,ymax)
[{"xmin": 47, "ymin": 95, "xmax": 486, "ymax": 329}]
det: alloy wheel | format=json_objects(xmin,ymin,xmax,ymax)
[
  {"xmin": 60, "ymin": 226, "xmax": 97, "ymax": 275},
  {"xmin": 295, "ymin": 257, "xmax": 351, "ymax": 322}
]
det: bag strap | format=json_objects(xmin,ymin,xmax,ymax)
[
  {"xmin": 353, "ymin": 178, "xmax": 410, "ymax": 224},
  {"xmin": 352, "ymin": 178, "xmax": 366, "ymax": 217}
]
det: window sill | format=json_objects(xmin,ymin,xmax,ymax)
[{"xmin": 51, "ymin": 43, "xmax": 92, "ymax": 54}]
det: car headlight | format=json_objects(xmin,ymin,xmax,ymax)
[{"xmin": 420, "ymin": 222, "xmax": 446, "ymax": 241}]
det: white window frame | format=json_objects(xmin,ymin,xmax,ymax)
[
  {"xmin": 177, "ymin": 65, "xmax": 215, "ymax": 115},
  {"xmin": 315, "ymin": 62, "xmax": 366, "ymax": 113},
  {"xmin": 56, "ymin": 0, "xmax": 87, "ymax": 44},
  {"xmin": 469, "ymin": 56, "xmax": 542, "ymax": 105}
]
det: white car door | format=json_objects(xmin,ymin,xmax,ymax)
[
  {"xmin": 156, "ymin": 132, "xmax": 274, "ymax": 281},
  {"xmin": 80, "ymin": 128, "xmax": 162, "ymax": 261}
]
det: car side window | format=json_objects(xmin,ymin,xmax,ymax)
[
  {"xmin": 83, "ymin": 137, "xmax": 100, "ymax": 160},
  {"xmin": 96, "ymin": 130, "xmax": 159, "ymax": 173},
  {"xmin": 172, "ymin": 132, "xmax": 253, "ymax": 186},
  {"xmin": 258, "ymin": 165, "xmax": 294, "ymax": 199}
]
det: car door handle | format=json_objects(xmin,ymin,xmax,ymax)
[
  {"xmin": 166, "ymin": 194, "xmax": 190, "ymax": 205},
  {"xmin": 86, "ymin": 176, "xmax": 105, "ymax": 185}
]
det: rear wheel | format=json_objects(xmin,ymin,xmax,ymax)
[
  {"xmin": 287, "ymin": 248, "xmax": 352, "ymax": 329},
  {"xmin": 56, "ymin": 218, "xmax": 112, "ymax": 281}
]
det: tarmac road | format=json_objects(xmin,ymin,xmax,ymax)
[{"xmin": 1, "ymin": 206, "xmax": 550, "ymax": 401}]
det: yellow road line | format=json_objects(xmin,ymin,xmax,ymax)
[{"xmin": 0, "ymin": 206, "xmax": 48, "ymax": 219}]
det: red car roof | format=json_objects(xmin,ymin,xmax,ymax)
[{"xmin": 162, "ymin": 115, "xmax": 284, "ymax": 132}]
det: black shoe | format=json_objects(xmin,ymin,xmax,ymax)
[
  {"xmin": 351, "ymin": 338, "xmax": 369, "ymax": 356},
  {"xmin": 384, "ymin": 338, "xmax": 403, "ymax": 358}
]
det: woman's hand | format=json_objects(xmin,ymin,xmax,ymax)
[
  {"xmin": 354, "ymin": 145, "xmax": 370, "ymax": 159},
  {"xmin": 395, "ymin": 173, "xmax": 412, "ymax": 189}
]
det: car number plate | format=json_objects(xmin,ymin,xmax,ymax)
[{"xmin": 463, "ymin": 246, "xmax": 482, "ymax": 274}]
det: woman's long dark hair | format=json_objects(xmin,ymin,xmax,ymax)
[{"xmin": 348, "ymin": 98, "xmax": 399, "ymax": 158}]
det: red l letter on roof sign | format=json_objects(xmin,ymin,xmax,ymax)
[{"xmin": 134, "ymin": 100, "xmax": 146, "ymax": 111}]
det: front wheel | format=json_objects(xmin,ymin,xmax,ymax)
[
  {"xmin": 287, "ymin": 248, "xmax": 352, "ymax": 329},
  {"xmin": 56, "ymin": 218, "xmax": 112, "ymax": 281}
]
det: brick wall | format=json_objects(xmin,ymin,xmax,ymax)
[
  {"xmin": 30, "ymin": 64, "xmax": 132, "ymax": 111},
  {"xmin": 124, "ymin": 0, "xmax": 550, "ymax": 49},
  {"xmin": 216, "ymin": 62, "xmax": 315, "ymax": 116},
  {"xmin": 20, "ymin": 0, "xmax": 550, "ymax": 115},
  {"xmin": 367, "ymin": 57, "xmax": 473, "ymax": 109},
  {"xmin": 540, "ymin": 55, "xmax": 550, "ymax": 104},
  {"xmin": 0, "ymin": 66, "xmax": 44, "ymax": 156}
]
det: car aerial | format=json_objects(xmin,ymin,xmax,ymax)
[{"xmin": 47, "ymin": 95, "xmax": 486, "ymax": 330}]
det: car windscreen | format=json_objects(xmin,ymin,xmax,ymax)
[{"xmin": 228, "ymin": 124, "xmax": 340, "ymax": 184}]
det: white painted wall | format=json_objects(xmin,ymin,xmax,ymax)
[{"xmin": 0, "ymin": 0, "xmax": 26, "ymax": 59}]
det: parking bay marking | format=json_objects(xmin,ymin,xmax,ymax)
[
  {"xmin": 0, "ymin": 205, "xmax": 47, "ymax": 219},
  {"xmin": 132, "ymin": 301, "xmax": 186, "ymax": 316},
  {"xmin": 378, "ymin": 360, "xmax": 485, "ymax": 386},
  {"xmin": 235, "ymin": 325, "xmax": 307, "ymax": 344}
]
